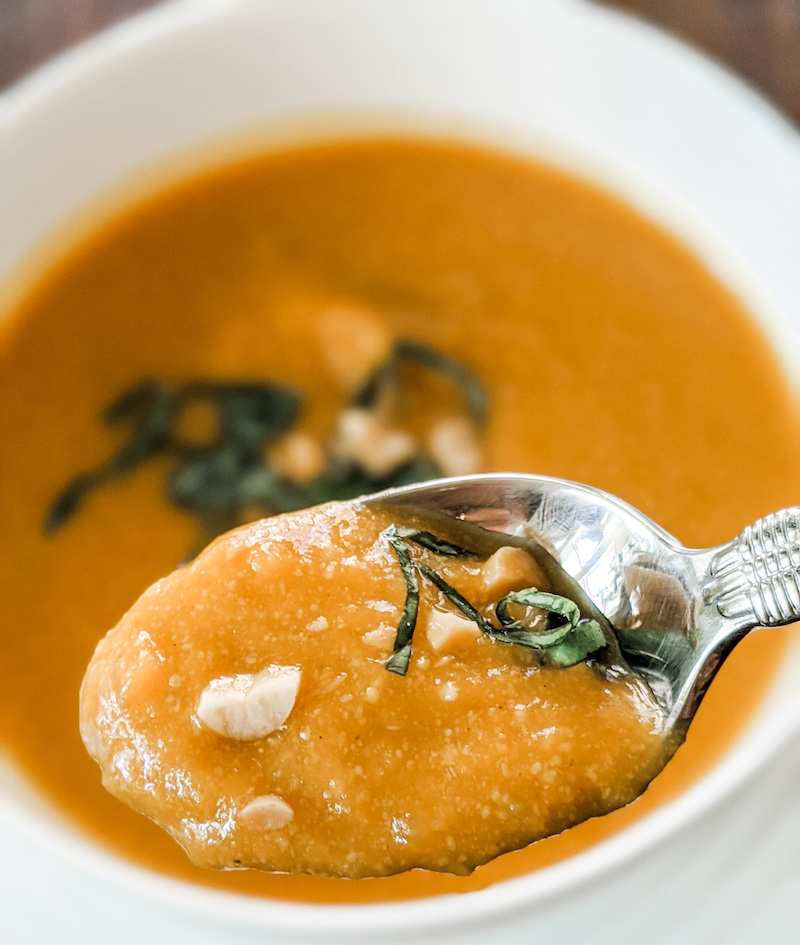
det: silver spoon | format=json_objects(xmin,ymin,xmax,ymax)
[{"xmin": 369, "ymin": 473, "xmax": 800, "ymax": 744}]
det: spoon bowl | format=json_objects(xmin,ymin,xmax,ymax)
[{"xmin": 370, "ymin": 474, "xmax": 800, "ymax": 741}]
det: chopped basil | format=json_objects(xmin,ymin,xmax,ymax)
[
  {"xmin": 383, "ymin": 528, "xmax": 607, "ymax": 675},
  {"xmin": 45, "ymin": 381, "xmax": 176, "ymax": 534},
  {"xmin": 352, "ymin": 339, "xmax": 488, "ymax": 427},
  {"xmin": 495, "ymin": 588, "xmax": 606, "ymax": 666},
  {"xmin": 394, "ymin": 341, "xmax": 488, "ymax": 428},
  {"xmin": 44, "ymin": 341, "xmax": 485, "ymax": 559},
  {"xmin": 213, "ymin": 384, "xmax": 301, "ymax": 448},
  {"xmin": 106, "ymin": 382, "xmax": 175, "ymax": 474},
  {"xmin": 394, "ymin": 527, "xmax": 477, "ymax": 558},
  {"xmin": 541, "ymin": 619, "xmax": 607, "ymax": 668},
  {"xmin": 43, "ymin": 472, "xmax": 101, "ymax": 535},
  {"xmin": 417, "ymin": 564, "xmax": 495, "ymax": 633},
  {"xmin": 496, "ymin": 589, "xmax": 578, "ymax": 637},
  {"xmin": 385, "ymin": 527, "xmax": 421, "ymax": 676}
]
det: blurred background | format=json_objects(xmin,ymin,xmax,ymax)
[{"xmin": 1, "ymin": 0, "xmax": 799, "ymax": 123}]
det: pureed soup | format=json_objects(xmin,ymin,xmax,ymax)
[
  {"xmin": 0, "ymin": 137, "xmax": 798, "ymax": 903},
  {"xmin": 79, "ymin": 501, "xmax": 670, "ymax": 878}
]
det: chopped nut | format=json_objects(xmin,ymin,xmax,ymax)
[
  {"xmin": 362, "ymin": 625, "xmax": 396, "ymax": 649},
  {"xmin": 320, "ymin": 672, "xmax": 348, "ymax": 695},
  {"xmin": 267, "ymin": 430, "xmax": 327, "ymax": 485},
  {"xmin": 440, "ymin": 681, "xmax": 459, "ymax": 701},
  {"xmin": 196, "ymin": 665, "xmax": 301, "ymax": 740},
  {"xmin": 333, "ymin": 408, "xmax": 418, "ymax": 477},
  {"xmin": 481, "ymin": 545, "xmax": 546, "ymax": 600},
  {"xmin": 426, "ymin": 611, "xmax": 481, "ymax": 653},
  {"xmin": 317, "ymin": 304, "xmax": 393, "ymax": 393},
  {"xmin": 239, "ymin": 794, "xmax": 294, "ymax": 830},
  {"xmin": 426, "ymin": 416, "xmax": 482, "ymax": 477}
]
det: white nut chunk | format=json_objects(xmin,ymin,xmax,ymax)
[
  {"xmin": 267, "ymin": 430, "xmax": 327, "ymax": 485},
  {"xmin": 480, "ymin": 545, "xmax": 545, "ymax": 600},
  {"xmin": 196, "ymin": 665, "xmax": 301, "ymax": 741},
  {"xmin": 333, "ymin": 408, "xmax": 418, "ymax": 477},
  {"xmin": 426, "ymin": 416, "xmax": 482, "ymax": 477},
  {"xmin": 317, "ymin": 303, "xmax": 393, "ymax": 392},
  {"xmin": 426, "ymin": 611, "xmax": 482, "ymax": 654},
  {"xmin": 239, "ymin": 794, "xmax": 294, "ymax": 831},
  {"xmin": 362, "ymin": 625, "xmax": 396, "ymax": 650}
]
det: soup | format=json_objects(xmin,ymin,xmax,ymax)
[
  {"xmin": 80, "ymin": 501, "xmax": 668, "ymax": 878},
  {"xmin": 0, "ymin": 137, "xmax": 797, "ymax": 903}
]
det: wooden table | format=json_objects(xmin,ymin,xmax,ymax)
[{"xmin": 2, "ymin": 0, "xmax": 799, "ymax": 123}]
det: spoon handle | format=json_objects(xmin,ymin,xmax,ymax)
[{"xmin": 704, "ymin": 508, "xmax": 800, "ymax": 627}]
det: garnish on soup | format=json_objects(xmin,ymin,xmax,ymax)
[
  {"xmin": 45, "ymin": 308, "xmax": 486, "ymax": 556},
  {"xmin": 79, "ymin": 501, "xmax": 667, "ymax": 878},
  {"xmin": 381, "ymin": 525, "xmax": 606, "ymax": 675}
]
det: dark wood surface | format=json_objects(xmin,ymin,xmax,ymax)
[{"xmin": 1, "ymin": 0, "xmax": 799, "ymax": 124}]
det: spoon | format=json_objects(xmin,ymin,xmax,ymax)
[{"xmin": 369, "ymin": 473, "xmax": 800, "ymax": 743}]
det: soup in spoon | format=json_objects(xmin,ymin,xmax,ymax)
[{"xmin": 80, "ymin": 500, "xmax": 671, "ymax": 878}]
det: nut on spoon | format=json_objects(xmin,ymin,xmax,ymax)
[{"xmin": 368, "ymin": 473, "xmax": 800, "ymax": 742}]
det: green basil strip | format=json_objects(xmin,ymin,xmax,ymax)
[
  {"xmin": 542, "ymin": 619, "xmax": 607, "ymax": 668},
  {"xmin": 495, "ymin": 589, "xmax": 607, "ymax": 661},
  {"xmin": 103, "ymin": 380, "xmax": 167, "ymax": 424},
  {"xmin": 351, "ymin": 340, "xmax": 489, "ymax": 428},
  {"xmin": 394, "ymin": 340, "xmax": 489, "ymax": 428},
  {"xmin": 497, "ymin": 589, "xmax": 580, "ymax": 633},
  {"xmin": 44, "ymin": 382, "xmax": 175, "ymax": 534},
  {"xmin": 43, "ymin": 472, "xmax": 101, "ymax": 534},
  {"xmin": 416, "ymin": 564, "xmax": 495, "ymax": 633},
  {"xmin": 394, "ymin": 527, "xmax": 476, "ymax": 558},
  {"xmin": 490, "ymin": 624, "xmax": 573, "ymax": 650},
  {"xmin": 218, "ymin": 385, "xmax": 302, "ymax": 448},
  {"xmin": 350, "ymin": 357, "xmax": 398, "ymax": 412},
  {"xmin": 385, "ymin": 527, "xmax": 421, "ymax": 676},
  {"xmin": 106, "ymin": 383, "xmax": 174, "ymax": 475}
]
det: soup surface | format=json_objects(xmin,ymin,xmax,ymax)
[
  {"xmin": 0, "ymin": 137, "xmax": 798, "ymax": 903},
  {"xmin": 80, "ymin": 501, "xmax": 667, "ymax": 878}
]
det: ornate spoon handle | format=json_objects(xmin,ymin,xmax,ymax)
[{"xmin": 704, "ymin": 508, "xmax": 800, "ymax": 626}]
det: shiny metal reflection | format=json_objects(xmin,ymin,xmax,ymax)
[{"xmin": 369, "ymin": 473, "xmax": 800, "ymax": 738}]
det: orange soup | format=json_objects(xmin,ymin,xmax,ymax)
[
  {"xmin": 80, "ymin": 501, "xmax": 669, "ymax": 878},
  {"xmin": 0, "ymin": 137, "xmax": 797, "ymax": 903}
]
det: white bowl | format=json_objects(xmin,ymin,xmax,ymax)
[{"xmin": 3, "ymin": 2, "xmax": 800, "ymax": 943}]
